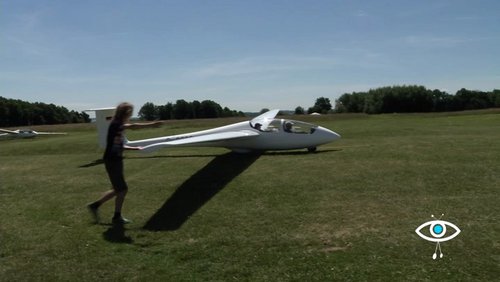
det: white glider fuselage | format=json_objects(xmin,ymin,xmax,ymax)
[{"xmin": 128, "ymin": 118, "xmax": 340, "ymax": 153}]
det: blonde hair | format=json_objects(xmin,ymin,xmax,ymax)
[{"xmin": 114, "ymin": 102, "xmax": 134, "ymax": 122}]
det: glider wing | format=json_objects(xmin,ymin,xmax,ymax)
[
  {"xmin": 250, "ymin": 109, "xmax": 280, "ymax": 130},
  {"xmin": 0, "ymin": 129, "xmax": 18, "ymax": 134},
  {"xmin": 140, "ymin": 130, "xmax": 259, "ymax": 153},
  {"xmin": 35, "ymin": 131, "xmax": 67, "ymax": 135}
]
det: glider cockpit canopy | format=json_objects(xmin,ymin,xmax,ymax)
[{"xmin": 251, "ymin": 118, "xmax": 317, "ymax": 134}]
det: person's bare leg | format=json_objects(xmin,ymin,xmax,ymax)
[
  {"xmin": 88, "ymin": 189, "xmax": 117, "ymax": 223},
  {"xmin": 98, "ymin": 189, "xmax": 117, "ymax": 204}
]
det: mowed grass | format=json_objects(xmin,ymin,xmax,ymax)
[{"xmin": 1, "ymin": 111, "xmax": 500, "ymax": 281}]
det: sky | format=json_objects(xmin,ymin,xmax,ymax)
[{"xmin": 1, "ymin": 0, "xmax": 500, "ymax": 113}]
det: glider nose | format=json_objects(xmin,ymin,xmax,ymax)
[{"xmin": 317, "ymin": 126, "xmax": 341, "ymax": 142}]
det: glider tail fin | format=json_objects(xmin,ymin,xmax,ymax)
[{"xmin": 85, "ymin": 107, "xmax": 115, "ymax": 149}]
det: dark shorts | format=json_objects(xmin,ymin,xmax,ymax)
[{"xmin": 104, "ymin": 159, "xmax": 128, "ymax": 192}]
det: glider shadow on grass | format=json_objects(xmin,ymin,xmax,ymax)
[
  {"xmin": 143, "ymin": 152, "xmax": 260, "ymax": 231},
  {"xmin": 263, "ymin": 148, "xmax": 341, "ymax": 156},
  {"xmin": 78, "ymin": 148, "xmax": 338, "ymax": 168},
  {"xmin": 78, "ymin": 154, "xmax": 221, "ymax": 168}
]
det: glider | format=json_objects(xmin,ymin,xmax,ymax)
[
  {"xmin": 0, "ymin": 128, "xmax": 67, "ymax": 139},
  {"xmin": 87, "ymin": 108, "xmax": 340, "ymax": 153}
]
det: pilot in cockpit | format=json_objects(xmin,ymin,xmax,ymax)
[{"xmin": 284, "ymin": 121, "xmax": 293, "ymax": 133}]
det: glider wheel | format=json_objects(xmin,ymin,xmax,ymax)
[{"xmin": 307, "ymin": 147, "xmax": 317, "ymax": 153}]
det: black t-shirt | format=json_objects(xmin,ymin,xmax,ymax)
[{"xmin": 103, "ymin": 119, "xmax": 124, "ymax": 160}]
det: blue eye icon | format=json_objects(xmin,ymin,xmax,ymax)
[{"xmin": 415, "ymin": 214, "xmax": 461, "ymax": 259}]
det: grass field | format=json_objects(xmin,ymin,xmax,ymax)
[{"xmin": 1, "ymin": 111, "xmax": 500, "ymax": 281}]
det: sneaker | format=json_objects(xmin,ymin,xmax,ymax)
[
  {"xmin": 112, "ymin": 216, "xmax": 131, "ymax": 225},
  {"xmin": 87, "ymin": 203, "xmax": 100, "ymax": 223}
]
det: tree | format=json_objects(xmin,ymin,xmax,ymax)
[
  {"xmin": 191, "ymin": 100, "xmax": 201, "ymax": 119},
  {"xmin": 158, "ymin": 102, "xmax": 174, "ymax": 120},
  {"xmin": 454, "ymin": 88, "xmax": 492, "ymax": 110},
  {"xmin": 199, "ymin": 100, "xmax": 222, "ymax": 118},
  {"xmin": 0, "ymin": 96, "xmax": 91, "ymax": 126},
  {"xmin": 431, "ymin": 89, "xmax": 454, "ymax": 112},
  {"xmin": 137, "ymin": 100, "xmax": 242, "ymax": 120},
  {"xmin": 222, "ymin": 107, "xmax": 235, "ymax": 117},
  {"xmin": 332, "ymin": 85, "xmax": 500, "ymax": 114},
  {"xmin": 335, "ymin": 93, "xmax": 367, "ymax": 113},
  {"xmin": 308, "ymin": 97, "xmax": 332, "ymax": 114},
  {"xmin": 138, "ymin": 102, "xmax": 159, "ymax": 121},
  {"xmin": 294, "ymin": 106, "xmax": 305, "ymax": 115},
  {"xmin": 489, "ymin": 89, "xmax": 500, "ymax": 107},
  {"xmin": 173, "ymin": 99, "xmax": 192, "ymax": 119}
]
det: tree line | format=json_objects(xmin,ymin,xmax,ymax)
[
  {"xmin": 3, "ymin": 85, "xmax": 498, "ymax": 127},
  {"xmin": 0, "ymin": 96, "xmax": 90, "ymax": 127},
  {"xmin": 334, "ymin": 85, "xmax": 500, "ymax": 114},
  {"xmin": 294, "ymin": 97, "xmax": 332, "ymax": 115},
  {"xmin": 138, "ymin": 99, "xmax": 245, "ymax": 120}
]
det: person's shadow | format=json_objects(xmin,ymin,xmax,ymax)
[
  {"xmin": 102, "ymin": 223, "xmax": 134, "ymax": 244},
  {"xmin": 143, "ymin": 152, "xmax": 260, "ymax": 231}
]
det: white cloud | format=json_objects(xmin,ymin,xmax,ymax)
[
  {"xmin": 190, "ymin": 56, "xmax": 338, "ymax": 78},
  {"xmin": 403, "ymin": 35, "xmax": 478, "ymax": 47}
]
